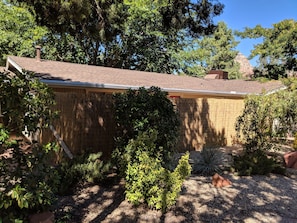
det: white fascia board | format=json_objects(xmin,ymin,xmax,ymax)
[
  {"xmin": 162, "ymin": 87, "xmax": 249, "ymax": 97},
  {"xmin": 6, "ymin": 57, "xmax": 23, "ymax": 73},
  {"xmin": 264, "ymin": 86, "xmax": 287, "ymax": 95},
  {"xmin": 41, "ymin": 79, "xmax": 249, "ymax": 97}
]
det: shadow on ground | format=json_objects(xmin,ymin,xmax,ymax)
[{"xmin": 54, "ymin": 171, "xmax": 297, "ymax": 223}]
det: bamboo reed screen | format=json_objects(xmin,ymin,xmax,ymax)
[{"xmin": 41, "ymin": 88, "xmax": 244, "ymax": 158}]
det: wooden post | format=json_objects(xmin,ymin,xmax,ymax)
[{"xmin": 49, "ymin": 125, "xmax": 73, "ymax": 159}]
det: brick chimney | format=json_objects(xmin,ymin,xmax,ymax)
[
  {"xmin": 205, "ymin": 70, "xmax": 228, "ymax": 79},
  {"xmin": 35, "ymin": 45, "xmax": 41, "ymax": 62}
]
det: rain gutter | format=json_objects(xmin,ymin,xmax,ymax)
[
  {"xmin": 264, "ymin": 86, "xmax": 287, "ymax": 95},
  {"xmin": 41, "ymin": 79, "xmax": 250, "ymax": 98}
]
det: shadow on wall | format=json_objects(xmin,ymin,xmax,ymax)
[
  {"xmin": 79, "ymin": 92, "xmax": 115, "ymax": 159},
  {"xmin": 42, "ymin": 90, "xmax": 115, "ymax": 160},
  {"xmin": 177, "ymin": 97, "xmax": 227, "ymax": 152},
  {"xmin": 43, "ymin": 90, "xmax": 233, "ymax": 159}
]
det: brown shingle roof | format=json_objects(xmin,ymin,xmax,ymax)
[{"xmin": 6, "ymin": 56, "xmax": 284, "ymax": 97}]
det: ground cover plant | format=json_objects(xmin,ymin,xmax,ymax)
[
  {"xmin": 232, "ymin": 149, "xmax": 285, "ymax": 176},
  {"xmin": 55, "ymin": 152, "xmax": 111, "ymax": 195}
]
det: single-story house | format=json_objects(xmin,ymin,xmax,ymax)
[{"xmin": 5, "ymin": 54, "xmax": 285, "ymax": 158}]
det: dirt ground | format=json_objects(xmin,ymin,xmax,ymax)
[
  {"xmin": 54, "ymin": 169, "xmax": 297, "ymax": 223},
  {"xmin": 53, "ymin": 146, "xmax": 297, "ymax": 223}
]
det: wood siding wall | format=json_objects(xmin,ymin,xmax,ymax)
[
  {"xmin": 41, "ymin": 88, "xmax": 244, "ymax": 158},
  {"xmin": 175, "ymin": 97, "xmax": 244, "ymax": 152},
  {"xmin": 41, "ymin": 88, "xmax": 115, "ymax": 159}
]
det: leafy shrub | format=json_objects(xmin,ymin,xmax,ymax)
[
  {"xmin": 112, "ymin": 86, "xmax": 180, "ymax": 173},
  {"xmin": 113, "ymin": 129, "xmax": 160, "ymax": 176},
  {"xmin": 55, "ymin": 152, "xmax": 111, "ymax": 195},
  {"xmin": 0, "ymin": 70, "xmax": 57, "ymax": 134},
  {"xmin": 0, "ymin": 70, "xmax": 58, "ymax": 222},
  {"xmin": 236, "ymin": 89, "xmax": 297, "ymax": 151},
  {"xmin": 0, "ymin": 133, "xmax": 59, "ymax": 221},
  {"xmin": 113, "ymin": 87, "xmax": 188, "ymax": 211},
  {"xmin": 235, "ymin": 86, "xmax": 297, "ymax": 175},
  {"xmin": 0, "ymin": 132, "xmax": 101, "ymax": 222},
  {"xmin": 125, "ymin": 151, "xmax": 191, "ymax": 212},
  {"xmin": 232, "ymin": 150, "xmax": 285, "ymax": 176},
  {"xmin": 74, "ymin": 152, "xmax": 111, "ymax": 183},
  {"xmin": 173, "ymin": 152, "xmax": 193, "ymax": 180},
  {"xmin": 235, "ymin": 95, "xmax": 274, "ymax": 151},
  {"xmin": 192, "ymin": 147, "xmax": 223, "ymax": 176}
]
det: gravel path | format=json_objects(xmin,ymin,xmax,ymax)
[{"xmin": 55, "ymin": 171, "xmax": 297, "ymax": 223}]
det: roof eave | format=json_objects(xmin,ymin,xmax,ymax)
[
  {"xmin": 6, "ymin": 57, "xmax": 23, "ymax": 73},
  {"xmin": 264, "ymin": 86, "xmax": 287, "ymax": 95},
  {"xmin": 41, "ymin": 79, "xmax": 250, "ymax": 98}
]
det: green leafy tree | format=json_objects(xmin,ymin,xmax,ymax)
[
  {"xmin": 0, "ymin": 1, "xmax": 48, "ymax": 65},
  {"xmin": 107, "ymin": 0, "xmax": 180, "ymax": 73},
  {"xmin": 237, "ymin": 19, "xmax": 297, "ymax": 79},
  {"xmin": 0, "ymin": 1, "xmax": 86, "ymax": 65},
  {"xmin": 110, "ymin": 0, "xmax": 224, "ymax": 73},
  {"xmin": 14, "ymin": 0, "xmax": 127, "ymax": 65},
  {"xmin": 158, "ymin": 0, "xmax": 224, "ymax": 36},
  {"xmin": 178, "ymin": 22, "xmax": 241, "ymax": 78},
  {"xmin": 13, "ymin": 0, "xmax": 224, "ymax": 72},
  {"xmin": 41, "ymin": 33, "xmax": 87, "ymax": 63}
]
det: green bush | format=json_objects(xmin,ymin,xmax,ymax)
[
  {"xmin": 232, "ymin": 150, "xmax": 285, "ymax": 176},
  {"xmin": 236, "ymin": 89, "xmax": 297, "ymax": 152},
  {"xmin": 112, "ymin": 86, "xmax": 187, "ymax": 211},
  {"xmin": 0, "ymin": 130, "xmax": 112, "ymax": 221},
  {"xmin": 0, "ymin": 70, "xmax": 58, "ymax": 222},
  {"xmin": 112, "ymin": 86, "xmax": 180, "ymax": 173},
  {"xmin": 0, "ymin": 134, "xmax": 59, "ymax": 222},
  {"xmin": 125, "ymin": 151, "xmax": 191, "ymax": 212},
  {"xmin": 0, "ymin": 70, "xmax": 57, "ymax": 134},
  {"xmin": 234, "ymin": 85, "xmax": 297, "ymax": 175},
  {"xmin": 73, "ymin": 152, "xmax": 111, "ymax": 183},
  {"xmin": 192, "ymin": 147, "xmax": 223, "ymax": 176},
  {"xmin": 113, "ymin": 129, "xmax": 160, "ymax": 175},
  {"xmin": 55, "ymin": 152, "xmax": 111, "ymax": 195}
]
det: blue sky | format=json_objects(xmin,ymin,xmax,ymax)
[{"xmin": 214, "ymin": 0, "xmax": 297, "ymax": 66}]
